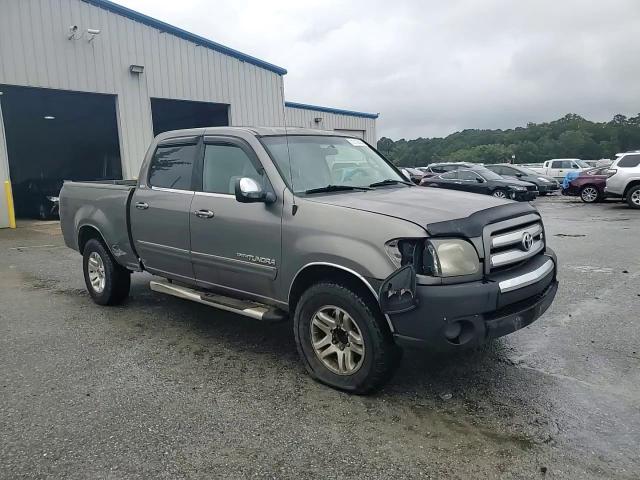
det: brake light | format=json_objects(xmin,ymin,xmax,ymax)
[{"xmin": 606, "ymin": 169, "xmax": 617, "ymax": 177}]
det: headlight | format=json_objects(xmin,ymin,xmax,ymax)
[
  {"xmin": 384, "ymin": 239, "xmax": 418, "ymax": 268},
  {"xmin": 511, "ymin": 186, "xmax": 526, "ymax": 191},
  {"xmin": 537, "ymin": 177, "xmax": 550, "ymax": 183},
  {"xmin": 424, "ymin": 239, "xmax": 480, "ymax": 277},
  {"xmin": 46, "ymin": 196, "xmax": 59, "ymax": 202}
]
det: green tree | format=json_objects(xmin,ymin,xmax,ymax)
[{"xmin": 377, "ymin": 113, "xmax": 640, "ymax": 165}]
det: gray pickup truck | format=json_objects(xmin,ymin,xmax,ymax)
[{"xmin": 60, "ymin": 127, "xmax": 558, "ymax": 393}]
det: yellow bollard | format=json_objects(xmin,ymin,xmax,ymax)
[{"xmin": 4, "ymin": 180, "xmax": 16, "ymax": 229}]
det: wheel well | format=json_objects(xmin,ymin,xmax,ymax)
[
  {"xmin": 623, "ymin": 180, "xmax": 640, "ymax": 197},
  {"xmin": 289, "ymin": 265, "xmax": 381, "ymax": 317},
  {"xmin": 77, "ymin": 226, "xmax": 105, "ymax": 254}
]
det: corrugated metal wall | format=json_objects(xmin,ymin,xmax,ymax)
[
  {"xmin": 0, "ymin": 0, "xmax": 286, "ymax": 179},
  {"xmin": 285, "ymin": 106, "xmax": 377, "ymax": 145}
]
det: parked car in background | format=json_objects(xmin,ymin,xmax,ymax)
[
  {"xmin": 415, "ymin": 162, "xmax": 476, "ymax": 178},
  {"xmin": 401, "ymin": 167, "xmax": 426, "ymax": 184},
  {"xmin": 529, "ymin": 159, "xmax": 590, "ymax": 180},
  {"xmin": 484, "ymin": 164, "xmax": 560, "ymax": 195},
  {"xmin": 561, "ymin": 167, "xmax": 610, "ymax": 203},
  {"xmin": 12, "ymin": 178, "xmax": 63, "ymax": 219},
  {"xmin": 605, "ymin": 151, "xmax": 640, "ymax": 209},
  {"xmin": 420, "ymin": 166, "xmax": 538, "ymax": 201}
]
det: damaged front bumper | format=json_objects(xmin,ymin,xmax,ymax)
[{"xmin": 379, "ymin": 250, "xmax": 558, "ymax": 351}]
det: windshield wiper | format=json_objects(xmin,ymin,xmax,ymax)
[
  {"xmin": 304, "ymin": 184, "xmax": 371, "ymax": 194},
  {"xmin": 369, "ymin": 179, "xmax": 414, "ymax": 188}
]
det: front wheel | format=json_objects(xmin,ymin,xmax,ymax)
[
  {"xmin": 293, "ymin": 282, "xmax": 400, "ymax": 394},
  {"xmin": 580, "ymin": 185, "xmax": 601, "ymax": 203},
  {"xmin": 82, "ymin": 239, "xmax": 131, "ymax": 305},
  {"xmin": 627, "ymin": 185, "xmax": 640, "ymax": 209},
  {"xmin": 492, "ymin": 189, "xmax": 508, "ymax": 199}
]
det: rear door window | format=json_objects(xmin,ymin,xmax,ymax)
[
  {"xmin": 148, "ymin": 143, "xmax": 198, "ymax": 190},
  {"xmin": 618, "ymin": 154, "xmax": 640, "ymax": 168},
  {"xmin": 439, "ymin": 171, "xmax": 458, "ymax": 179}
]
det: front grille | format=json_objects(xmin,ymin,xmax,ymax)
[
  {"xmin": 526, "ymin": 185, "xmax": 538, "ymax": 192},
  {"xmin": 484, "ymin": 214, "xmax": 544, "ymax": 273}
]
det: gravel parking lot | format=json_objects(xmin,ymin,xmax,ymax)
[{"xmin": 1, "ymin": 195, "xmax": 638, "ymax": 479}]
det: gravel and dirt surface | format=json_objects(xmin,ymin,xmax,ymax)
[{"xmin": 1, "ymin": 195, "xmax": 638, "ymax": 479}]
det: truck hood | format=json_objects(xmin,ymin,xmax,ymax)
[{"xmin": 303, "ymin": 186, "xmax": 531, "ymax": 231}]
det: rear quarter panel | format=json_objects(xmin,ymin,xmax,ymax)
[{"xmin": 59, "ymin": 182, "xmax": 139, "ymax": 270}]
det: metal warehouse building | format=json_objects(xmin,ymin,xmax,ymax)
[{"xmin": 0, "ymin": 0, "xmax": 378, "ymax": 227}]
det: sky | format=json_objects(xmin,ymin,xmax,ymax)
[{"xmin": 116, "ymin": 0, "xmax": 640, "ymax": 140}]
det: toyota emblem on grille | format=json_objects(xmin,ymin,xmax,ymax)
[{"xmin": 521, "ymin": 232, "xmax": 534, "ymax": 251}]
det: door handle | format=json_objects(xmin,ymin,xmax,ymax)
[
  {"xmin": 135, "ymin": 202, "xmax": 149, "ymax": 210},
  {"xmin": 194, "ymin": 209, "xmax": 214, "ymax": 219}
]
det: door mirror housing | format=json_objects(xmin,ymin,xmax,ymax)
[
  {"xmin": 515, "ymin": 173, "xmax": 524, "ymax": 178},
  {"xmin": 234, "ymin": 177, "xmax": 275, "ymax": 204},
  {"xmin": 476, "ymin": 177, "xmax": 484, "ymax": 183}
]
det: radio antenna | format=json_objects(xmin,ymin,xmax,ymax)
[{"xmin": 279, "ymin": 82, "xmax": 297, "ymax": 213}]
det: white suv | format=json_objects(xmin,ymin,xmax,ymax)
[{"xmin": 605, "ymin": 151, "xmax": 640, "ymax": 209}]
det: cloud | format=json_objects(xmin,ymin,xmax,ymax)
[{"xmin": 116, "ymin": 0, "xmax": 640, "ymax": 139}]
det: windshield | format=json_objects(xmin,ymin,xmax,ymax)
[
  {"xmin": 575, "ymin": 159, "xmax": 590, "ymax": 168},
  {"xmin": 473, "ymin": 166, "xmax": 503, "ymax": 181},
  {"xmin": 261, "ymin": 135, "xmax": 405, "ymax": 193},
  {"xmin": 513, "ymin": 166, "xmax": 538, "ymax": 176}
]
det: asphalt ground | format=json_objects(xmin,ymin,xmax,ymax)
[{"xmin": 1, "ymin": 195, "xmax": 638, "ymax": 479}]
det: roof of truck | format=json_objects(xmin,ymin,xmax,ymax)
[{"xmin": 156, "ymin": 126, "xmax": 358, "ymax": 141}]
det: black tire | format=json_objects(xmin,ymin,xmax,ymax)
[
  {"xmin": 579, "ymin": 185, "xmax": 601, "ymax": 204},
  {"xmin": 82, "ymin": 238, "xmax": 131, "ymax": 305},
  {"xmin": 293, "ymin": 282, "xmax": 400, "ymax": 394},
  {"xmin": 626, "ymin": 185, "xmax": 640, "ymax": 209},
  {"xmin": 492, "ymin": 189, "xmax": 508, "ymax": 199}
]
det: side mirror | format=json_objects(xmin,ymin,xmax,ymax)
[
  {"xmin": 234, "ymin": 177, "xmax": 276, "ymax": 204},
  {"xmin": 515, "ymin": 173, "xmax": 524, "ymax": 178},
  {"xmin": 476, "ymin": 177, "xmax": 484, "ymax": 183}
]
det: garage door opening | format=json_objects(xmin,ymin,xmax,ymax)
[
  {"xmin": 151, "ymin": 98, "xmax": 229, "ymax": 136},
  {"xmin": 0, "ymin": 84, "xmax": 122, "ymax": 219}
]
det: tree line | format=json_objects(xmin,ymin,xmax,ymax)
[{"xmin": 377, "ymin": 113, "xmax": 640, "ymax": 166}]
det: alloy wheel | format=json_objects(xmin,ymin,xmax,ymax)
[
  {"xmin": 492, "ymin": 190, "xmax": 507, "ymax": 198},
  {"xmin": 631, "ymin": 189, "xmax": 640, "ymax": 207},
  {"xmin": 310, "ymin": 306, "xmax": 365, "ymax": 375},
  {"xmin": 581, "ymin": 187, "xmax": 598, "ymax": 203},
  {"xmin": 87, "ymin": 252, "xmax": 106, "ymax": 293}
]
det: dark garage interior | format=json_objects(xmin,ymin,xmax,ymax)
[
  {"xmin": 151, "ymin": 98, "xmax": 229, "ymax": 136},
  {"xmin": 1, "ymin": 84, "xmax": 122, "ymax": 218}
]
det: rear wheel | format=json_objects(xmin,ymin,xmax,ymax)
[
  {"xmin": 627, "ymin": 185, "xmax": 640, "ymax": 209},
  {"xmin": 492, "ymin": 189, "xmax": 508, "ymax": 199},
  {"xmin": 82, "ymin": 239, "xmax": 131, "ymax": 305},
  {"xmin": 580, "ymin": 185, "xmax": 601, "ymax": 203},
  {"xmin": 293, "ymin": 282, "xmax": 400, "ymax": 394}
]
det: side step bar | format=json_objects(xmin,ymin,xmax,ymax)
[{"xmin": 149, "ymin": 280, "xmax": 287, "ymax": 322}]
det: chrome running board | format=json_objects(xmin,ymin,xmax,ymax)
[{"xmin": 149, "ymin": 280, "xmax": 287, "ymax": 322}]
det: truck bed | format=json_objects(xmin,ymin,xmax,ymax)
[{"xmin": 59, "ymin": 180, "xmax": 140, "ymax": 271}]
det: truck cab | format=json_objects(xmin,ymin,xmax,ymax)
[{"xmin": 539, "ymin": 159, "xmax": 589, "ymax": 179}]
